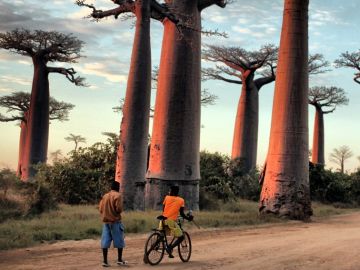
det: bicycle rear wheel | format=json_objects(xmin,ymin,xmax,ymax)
[
  {"xmin": 178, "ymin": 231, "xmax": 192, "ymax": 262},
  {"xmin": 144, "ymin": 232, "xmax": 164, "ymax": 265}
]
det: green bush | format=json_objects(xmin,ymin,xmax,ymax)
[
  {"xmin": 34, "ymin": 140, "xmax": 117, "ymax": 204},
  {"xmin": 0, "ymin": 169, "xmax": 57, "ymax": 221},
  {"xmin": 226, "ymin": 158, "xmax": 260, "ymax": 201},
  {"xmin": 309, "ymin": 162, "xmax": 355, "ymax": 205},
  {"xmin": 349, "ymin": 171, "xmax": 360, "ymax": 205},
  {"xmin": 199, "ymin": 152, "xmax": 260, "ymax": 203}
]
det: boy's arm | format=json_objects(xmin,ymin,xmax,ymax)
[
  {"xmin": 99, "ymin": 198, "xmax": 104, "ymax": 214},
  {"xmin": 116, "ymin": 195, "xmax": 123, "ymax": 214}
]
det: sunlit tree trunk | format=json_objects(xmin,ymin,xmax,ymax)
[
  {"xmin": 231, "ymin": 73, "xmax": 259, "ymax": 172},
  {"xmin": 146, "ymin": 0, "xmax": 201, "ymax": 210},
  {"xmin": 17, "ymin": 117, "xmax": 27, "ymax": 177},
  {"xmin": 22, "ymin": 58, "xmax": 50, "ymax": 181},
  {"xmin": 115, "ymin": 0, "xmax": 151, "ymax": 210},
  {"xmin": 259, "ymin": 0, "xmax": 312, "ymax": 220},
  {"xmin": 311, "ymin": 107, "xmax": 325, "ymax": 165}
]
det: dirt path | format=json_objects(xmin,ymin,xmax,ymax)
[{"xmin": 1, "ymin": 212, "xmax": 360, "ymax": 270}]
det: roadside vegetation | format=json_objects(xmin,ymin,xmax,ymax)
[{"xmin": 1, "ymin": 144, "xmax": 359, "ymax": 250}]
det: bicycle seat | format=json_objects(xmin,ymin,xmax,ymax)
[{"xmin": 157, "ymin": 215, "xmax": 167, "ymax": 221}]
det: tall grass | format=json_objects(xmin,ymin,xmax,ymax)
[{"xmin": 0, "ymin": 200, "xmax": 357, "ymax": 250}]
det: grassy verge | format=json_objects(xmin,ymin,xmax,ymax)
[{"xmin": 0, "ymin": 200, "xmax": 358, "ymax": 250}]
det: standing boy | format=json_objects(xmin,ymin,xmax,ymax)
[{"xmin": 99, "ymin": 181, "xmax": 127, "ymax": 267}]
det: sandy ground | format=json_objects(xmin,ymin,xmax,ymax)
[{"xmin": 1, "ymin": 212, "xmax": 360, "ymax": 270}]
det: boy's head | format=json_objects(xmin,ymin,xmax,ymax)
[
  {"xmin": 111, "ymin": 181, "xmax": 120, "ymax": 191},
  {"xmin": 169, "ymin": 185, "xmax": 179, "ymax": 196}
]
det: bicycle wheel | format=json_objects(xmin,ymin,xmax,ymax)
[
  {"xmin": 178, "ymin": 231, "xmax": 192, "ymax": 262},
  {"xmin": 144, "ymin": 232, "xmax": 165, "ymax": 265}
]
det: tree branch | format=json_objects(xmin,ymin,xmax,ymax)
[
  {"xmin": 0, "ymin": 113, "xmax": 24, "ymax": 122},
  {"xmin": 202, "ymin": 67, "xmax": 242, "ymax": 84},
  {"xmin": 354, "ymin": 73, "xmax": 360, "ymax": 84},
  {"xmin": 47, "ymin": 66, "xmax": 87, "ymax": 86},
  {"xmin": 198, "ymin": 0, "xmax": 228, "ymax": 11}
]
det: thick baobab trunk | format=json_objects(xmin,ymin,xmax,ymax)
[
  {"xmin": 311, "ymin": 107, "xmax": 325, "ymax": 165},
  {"xmin": 21, "ymin": 59, "xmax": 50, "ymax": 181},
  {"xmin": 231, "ymin": 74, "xmax": 259, "ymax": 172},
  {"xmin": 259, "ymin": 0, "xmax": 312, "ymax": 219},
  {"xmin": 146, "ymin": 0, "xmax": 201, "ymax": 210},
  {"xmin": 115, "ymin": 0, "xmax": 151, "ymax": 210},
  {"xmin": 17, "ymin": 118, "xmax": 27, "ymax": 177}
]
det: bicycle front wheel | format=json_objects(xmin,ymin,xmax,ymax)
[
  {"xmin": 178, "ymin": 231, "xmax": 192, "ymax": 262},
  {"xmin": 144, "ymin": 232, "xmax": 165, "ymax": 265}
]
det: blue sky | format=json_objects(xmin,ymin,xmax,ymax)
[{"xmin": 0, "ymin": 0, "xmax": 359, "ymax": 172}]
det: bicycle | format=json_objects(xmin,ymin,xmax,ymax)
[{"xmin": 143, "ymin": 215, "xmax": 192, "ymax": 265}]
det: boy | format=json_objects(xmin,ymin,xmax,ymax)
[
  {"xmin": 161, "ymin": 185, "xmax": 193, "ymax": 258},
  {"xmin": 99, "ymin": 181, "xmax": 127, "ymax": 267}
]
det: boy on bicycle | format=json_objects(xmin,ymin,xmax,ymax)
[{"xmin": 161, "ymin": 185, "xmax": 193, "ymax": 258}]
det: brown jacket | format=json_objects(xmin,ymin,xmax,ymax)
[{"xmin": 99, "ymin": 190, "xmax": 123, "ymax": 223}]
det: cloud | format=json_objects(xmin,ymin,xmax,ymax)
[
  {"xmin": 78, "ymin": 62, "xmax": 128, "ymax": 83},
  {"xmin": 0, "ymin": 87, "xmax": 13, "ymax": 93},
  {"xmin": 1, "ymin": 75, "xmax": 31, "ymax": 86}
]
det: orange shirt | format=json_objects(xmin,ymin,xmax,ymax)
[{"xmin": 163, "ymin": 195, "xmax": 185, "ymax": 221}]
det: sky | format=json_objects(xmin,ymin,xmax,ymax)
[{"xmin": 0, "ymin": 0, "xmax": 359, "ymax": 172}]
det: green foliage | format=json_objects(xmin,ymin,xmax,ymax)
[
  {"xmin": 349, "ymin": 171, "xmax": 360, "ymax": 205},
  {"xmin": 199, "ymin": 151, "xmax": 234, "ymax": 204},
  {"xmin": 0, "ymin": 168, "xmax": 17, "ymax": 197},
  {"xmin": 226, "ymin": 158, "xmax": 261, "ymax": 201},
  {"xmin": 35, "ymin": 139, "xmax": 117, "ymax": 204},
  {"xmin": 199, "ymin": 152, "xmax": 260, "ymax": 208},
  {"xmin": 309, "ymin": 162, "xmax": 359, "ymax": 205},
  {"xmin": 0, "ymin": 169, "xmax": 57, "ymax": 221}
]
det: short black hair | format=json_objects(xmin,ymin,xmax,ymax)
[
  {"xmin": 111, "ymin": 181, "xmax": 120, "ymax": 191},
  {"xmin": 169, "ymin": 185, "xmax": 179, "ymax": 196}
]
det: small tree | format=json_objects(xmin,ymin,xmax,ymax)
[
  {"xmin": 49, "ymin": 150, "xmax": 63, "ymax": 164},
  {"xmin": 329, "ymin": 145, "xmax": 353, "ymax": 173},
  {"xmin": 65, "ymin": 134, "xmax": 86, "ymax": 151},
  {"xmin": 335, "ymin": 50, "xmax": 360, "ymax": 85},
  {"xmin": 0, "ymin": 29, "xmax": 86, "ymax": 180},
  {"xmin": 309, "ymin": 86, "xmax": 348, "ymax": 165},
  {"xmin": 0, "ymin": 91, "xmax": 74, "ymax": 175}
]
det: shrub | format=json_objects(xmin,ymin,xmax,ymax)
[
  {"xmin": 34, "ymin": 141, "xmax": 117, "ymax": 204},
  {"xmin": 349, "ymin": 171, "xmax": 360, "ymax": 205}
]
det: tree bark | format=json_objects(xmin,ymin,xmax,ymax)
[
  {"xmin": 259, "ymin": 0, "xmax": 312, "ymax": 220},
  {"xmin": 21, "ymin": 58, "xmax": 50, "ymax": 181},
  {"xmin": 115, "ymin": 0, "xmax": 151, "ymax": 210},
  {"xmin": 231, "ymin": 73, "xmax": 259, "ymax": 173},
  {"xmin": 146, "ymin": 0, "xmax": 202, "ymax": 210},
  {"xmin": 311, "ymin": 107, "xmax": 325, "ymax": 165},
  {"xmin": 17, "ymin": 117, "xmax": 27, "ymax": 177}
]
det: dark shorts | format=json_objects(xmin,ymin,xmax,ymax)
[{"xmin": 101, "ymin": 221, "xmax": 125, "ymax": 249}]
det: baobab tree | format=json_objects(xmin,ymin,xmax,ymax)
[
  {"xmin": 335, "ymin": 50, "xmax": 360, "ymax": 85},
  {"xmin": 309, "ymin": 86, "xmax": 348, "ymax": 165},
  {"xmin": 146, "ymin": 0, "xmax": 227, "ymax": 210},
  {"xmin": 202, "ymin": 44, "xmax": 278, "ymax": 173},
  {"xmin": 65, "ymin": 133, "xmax": 87, "ymax": 151},
  {"xmin": 77, "ymin": 0, "xmax": 180, "ymax": 210},
  {"xmin": 259, "ymin": 0, "xmax": 312, "ymax": 220},
  {"xmin": 202, "ymin": 46, "xmax": 328, "ymax": 173},
  {"xmin": 0, "ymin": 91, "xmax": 74, "ymax": 177},
  {"xmin": 0, "ymin": 29, "xmax": 85, "ymax": 181},
  {"xmin": 329, "ymin": 145, "xmax": 353, "ymax": 173}
]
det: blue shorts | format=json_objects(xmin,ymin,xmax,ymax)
[{"xmin": 101, "ymin": 221, "xmax": 125, "ymax": 249}]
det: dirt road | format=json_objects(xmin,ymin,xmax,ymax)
[{"xmin": 1, "ymin": 212, "xmax": 360, "ymax": 270}]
